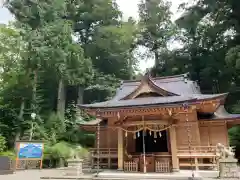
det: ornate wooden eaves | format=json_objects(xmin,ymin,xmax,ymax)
[
  {"xmin": 84, "ymin": 104, "xmax": 197, "ymax": 118},
  {"xmin": 199, "ymin": 118, "xmax": 240, "ymax": 126},
  {"xmin": 121, "ymin": 74, "xmax": 178, "ymax": 100},
  {"xmin": 196, "ymin": 93, "xmax": 228, "ymax": 113},
  {"xmin": 196, "ymin": 99, "xmax": 220, "ymax": 113},
  {"xmin": 82, "ymin": 98, "xmax": 224, "ymax": 118}
]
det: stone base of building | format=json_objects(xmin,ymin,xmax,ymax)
[{"xmin": 92, "ymin": 170, "xmax": 203, "ymax": 180}]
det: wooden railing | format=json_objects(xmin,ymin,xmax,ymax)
[
  {"xmin": 89, "ymin": 148, "xmax": 118, "ymax": 169},
  {"xmin": 89, "ymin": 146, "xmax": 220, "ymax": 171},
  {"xmin": 124, "ymin": 161, "xmax": 138, "ymax": 172},
  {"xmin": 89, "ymin": 148, "xmax": 117, "ymax": 158},
  {"xmin": 178, "ymin": 146, "xmax": 216, "ymax": 155},
  {"xmin": 177, "ymin": 146, "xmax": 218, "ymax": 170},
  {"xmin": 155, "ymin": 160, "xmax": 170, "ymax": 173}
]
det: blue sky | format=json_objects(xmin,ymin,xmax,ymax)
[{"xmin": 0, "ymin": 6, "xmax": 13, "ymax": 24}]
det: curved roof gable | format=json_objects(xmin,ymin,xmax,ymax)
[
  {"xmin": 121, "ymin": 73, "xmax": 179, "ymax": 100},
  {"xmin": 112, "ymin": 73, "xmax": 201, "ymax": 101}
]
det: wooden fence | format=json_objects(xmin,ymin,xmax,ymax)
[
  {"xmin": 155, "ymin": 161, "xmax": 170, "ymax": 173},
  {"xmin": 124, "ymin": 161, "xmax": 138, "ymax": 172}
]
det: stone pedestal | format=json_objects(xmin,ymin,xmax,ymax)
[
  {"xmin": 0, "ymin": 156, "xmax": 14, "ymax": 175},
  {"xmin": 219, "ymin": 157, "xmax": 239, "ymax": 178},
  {"xmin": 65, "ymin": 159, "xmax": 83, "ymax": 176}
]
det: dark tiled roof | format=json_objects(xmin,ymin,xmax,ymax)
[
  {"xmin": 212, "ymin": 106, "xmax": 240, "ymax": 119},
  {"xmin": 78, "ymin": 93, "xmax": 227, "ymax": 109},
  {"xmin": 112, "ymin": 73, "xmax": 201, "ymax": 101},
  {"xmin": 78, "ymin": 74, "xmax": 227, "ymax": 109}
]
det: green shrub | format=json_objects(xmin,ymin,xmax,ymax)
[
  {"xmin": 229, "ymin": 126, "xmax": 240, "ymax": 161},
  {"xmin": 43, "ymin": 141, "xmax": 74, "ymax": 167},
  {"xmin": 76, "ymin": 147, "xmax": 89, "ymax": 158},
  {"xmin": 0, "ymin": 135, "xmax": 6, "ymax": 153},
  {"xmin": 0, "ymin": 150, "xmax": 16, "ymax": 160},
  {"xmin": 42, "ymin": 141, "xmax": 90, "ymax": 168},
  {"xmin": 50, "ymin": 141, "xmax": 73, "ymax": 159}
]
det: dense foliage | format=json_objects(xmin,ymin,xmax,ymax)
[{"xmin": 0, "ymin": 0, "xmax": 239, "ymax": 163}]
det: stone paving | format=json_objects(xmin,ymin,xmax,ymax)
[
  {"xmin": 0, "ymin": 169, "xmax": 60, "ymax": 180},
  {"xmin": 0, "ymin": 169, "xmax": 239, "ymax": 180}
]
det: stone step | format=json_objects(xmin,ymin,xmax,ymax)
[
  {"xmin": 82, "ymin": 162, "xmax": 91, "ymax": 164},
  {"xmin": 83, "ymin": 165, "xmax": 91, "ymax": 167},
  {"xmin": 92, "ymin": 176, "xmax": 202, "ymax": 180},
  {"xmin": 92, "ymin": 171, "xmax": 203, "ymax": 180},
  {"xmin": 82, "ymin": 168, "xmax": 93, "ymax": 173},
  {"xmin": 92, "ymin": 178, "xmax": 202, "ymax": 180},
  {"xmin": 83, "ymin": 167, "xmax": 92, "ymax": 170},
  {"xmin": 82, "ymin": 163, "xmax": 91, "ymax": 165},
  {"xmin": 83, "ymin": 166, "xmax": 92, "ymax": 169}
]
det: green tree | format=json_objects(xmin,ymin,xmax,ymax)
[
  {"xmin": 138, "ymin": 0, "xmax": 175, "ymax": 76},
  {"xmin": 7, "ymin": 0, "xmax": 93, "ymax": 116},
  {"xmin": 0, "ymin": 25, "xmax": 31, "ymax": 145},
  {"xmin": 175, "ymin": 0, "xmax": 240, "ymax": 159},
  {"xmin": 87, "ymin": 22, "xmax": 138, "ymax": 79},
  {"xmin": 67, "ymin": 0, "xmax": 138, "ymax": 102}
]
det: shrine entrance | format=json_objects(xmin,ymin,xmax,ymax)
[
  {"xmin": 133, "ymin": 129, "xmax": 170, "ymax": 172},
  {"xmin": 135, "ymin": 130, "xmax": 168, "ymax": 153}
]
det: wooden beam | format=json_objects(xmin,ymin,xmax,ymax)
[
  {"xmin": 117, "ymin": 128, "xmax": 123, "ymax": 170},
  {"xmin": 122, "ymin": 119, "xmax": 170, "ymax": 126},
  {"xmin": 169, "ymin": 126, "xmax": 179, "ymax": 172}
]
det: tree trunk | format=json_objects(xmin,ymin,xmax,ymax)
[
  {"xmin": 154, "ymin": 51, "xmax": 159, "ymax": 67},
  {"xmin": 29, "ymin": 69, "xmax": 38, "ymax": 141},
  {"xmin": 76, "ymin": 86, "xmax": 84, "ymax": 117},
  {"xmin": 77, "ymin": 86, "xmax": 84, "ymax": 104},
  {"xmin": 15, "ymin": 100, "xmax": 25, "ymax": 142},
  {"xmin": 32, "ymin": 69, "xmax": 38, "ymax": 112},
  {"xmin": 29, "ymin": 122, "xmax": 34, "ymax": 141},
  {"xmin": 57, "ymin": 79, "xmax": 66, "ymax": 117}
]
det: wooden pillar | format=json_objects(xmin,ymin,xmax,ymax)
[
  {"xmin": 208, "ymin": 123, "xmax": 212, "ymax": 145},
  {"xmin": 107, "ymin": 128, "xmax": 111, "ymax": 168},
  {"xmin": 195, "ymin": 123, "xmax": 201, "ymax": 145},
  {"xmin": 117, "ymin": 127, "xmax": 123, "ymax": 170},
  {"xmin": 170, "ymin": 126, "xmax": 179, "ymax": 172},
  {"xmin": 191, "ymin": 110, "xmax": 201, "ymax": 145},
  {"xmin": 224, "ymin": 121, "xmax": 229, "ymax": 146},
  {"xmin": 195, "ymin": 157, "xmax": 199, "ymax": 170}
]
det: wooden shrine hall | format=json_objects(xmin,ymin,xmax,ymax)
[{"xmin": 78, "ymin": 73, "xmax": 240, "ymax": 173}]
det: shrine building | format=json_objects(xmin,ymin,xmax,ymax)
[{"xmin": 78, "ymin": 73, "xmax": 240, "ymax": 173}]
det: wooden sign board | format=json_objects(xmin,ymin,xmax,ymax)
[{"xmin": 15, "ymin": 141, "xmax": 44, "ymax": 169}]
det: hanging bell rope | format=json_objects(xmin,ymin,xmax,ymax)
[{"xmin": 119, "ymin": 124, "xmax": 172, "ymax": 133}]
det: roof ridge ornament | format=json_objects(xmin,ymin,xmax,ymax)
[
  {"xmin": 145, "ymin": 68, "xmax": 151, "ymax": 76},
  {"xmin": 142, "ymin": 68, "xmax": 152, "ymax": 82}
]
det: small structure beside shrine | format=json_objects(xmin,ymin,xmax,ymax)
[
  {"xmin": 217, "ymin": 144, "xmax": 239, "ymax": 178},
  {"xmin": 78, "ymin": 73, "xmax": 240, "ymax": 173}
]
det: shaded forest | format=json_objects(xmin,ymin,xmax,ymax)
[{"xmin": 0, "ymin": 0, "xmax": 239, "ymax": 164}]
